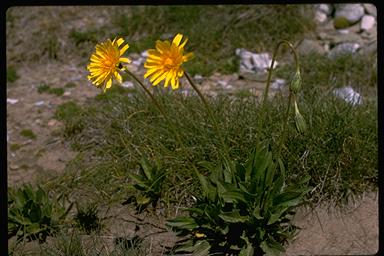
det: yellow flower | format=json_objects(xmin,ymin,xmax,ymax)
[
  {"xmin": 144, "ymin": 33, "xmax": 194, "ymax": 90},
  {"xmin": 87, "ymin": 37, "xmax": 131, "ymax": 92}
]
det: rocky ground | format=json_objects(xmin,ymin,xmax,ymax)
[{"xmin": 7, "ymin": 4, "xmax": 378, "ymax": 255}]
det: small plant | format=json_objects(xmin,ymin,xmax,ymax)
[
  {"xmin": 74, "ymin": 203, "xmax": 102, "ymax": 234},
  {"xmin": 10, "ymin": 143, "xmax": 21, "ymax": 151},
  {"xmin": 54, "ymin": 101, "xmax": 84, "ymax": 137},
  {"xmin": 37, "ymin": 83, "xmax": 65, "ymax": 96},
  {"xmin": 64, "ymin": 82, "xmax": 77, "ymax": 88},
  {"xmin": 20, "ymin": 129, "xmax": 37, "ymax": 139},
  {"xmin": 70, "ymin": 29, "xmax": 99, "ymax": 46},
  {"xmin": 167, "ymin": 142, "xmax": 311, "ymax": 255},
  {"xmin": 125, "ymin": 157, "xmax": 166, "ymax": 213},
  {"xmin": 8, "ymin": 184, "xmax": 73, "ymax": 243},
  {"xmin": 7, "ymin": 66, "xmax": 19, "ymax": 83}
]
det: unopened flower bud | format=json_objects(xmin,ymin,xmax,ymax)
[
  {"xmin": 294, "ymin": 100, "xmax": 306, "ymax": 134},
  {"xmin": 290, "ymin": 70, "xmax": 302, "ymax": 94}
]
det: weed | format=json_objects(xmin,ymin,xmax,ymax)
[
  {"xmin": 54, "ymin": 101, "xmax": 85, "ymax": 137},
  {"xmin": 8, "ymin": 184, "xmax": 72, "ymax": 243},
  {"xmin": 37, "ymin": 83, "xmax": 65, "ymax": 96},
  {"xmin": 70, "ymin": 29, "xmax": 99, "ymax": 46},
  {"xmin": 64, "ymin": 82, "xmax": 77, "ymax": 88},
  {"xmin": 7, "ymin": 66, "xmax": 19, "ymax": 82},
  {"xmin": 20, "ymin": 129, "xmax": 36, "ymax": 139},
  {"xmin": 74, "ymin": 203, "xmax": 102, "ymax": 234},
  {"xmin": 10, "ymin": 143, "xmax": 21, "ymax": 151}
]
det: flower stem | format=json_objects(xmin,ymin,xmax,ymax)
[
  {"xmin": 123, "ymin": 68, "xmax": 183, "ymax": 148},
  {"xmin": 259, "ymin": 40, "xmax": 300, "ymax": 131},
  {"xmin": 276, "ymin": 91, "xmax": 293, "ymax": 159},
  {"xmin": 259, "ymin": 40, "xmax": 300, "ymax": 161},
  {"xmin": 184, "ymin": 72, "xmax": 230, "ymax": 161}
]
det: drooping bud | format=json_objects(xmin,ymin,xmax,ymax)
[
  {"xmin": 294, "ymin": 100, "xmax": 306, "ymax": 134},
  {"xmin": 290, "ymin": 69, "xmax": 302, "ymax": 94}
]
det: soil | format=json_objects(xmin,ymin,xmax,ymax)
[{"xmin": 6, "ymin": 6, "xmax": 378, "ymax": 255}]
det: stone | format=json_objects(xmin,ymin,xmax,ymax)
[
  {"xmin": 251, "ymin": 53, "xmax": 277, "ymax": 72},
  {"xmin": 315, "ymin": 11, "xmax": 328, "ymax": 23},
  {"xmin": 271, "ymin": 79, "xmax": 286, "ymax": 90},
  {"xmin": 297, "ymin": 39, "xmax": 325, "ymax": 55},
  {"xmin": 328, "ymin": 43, "xmax": 360, "ymax": 59},
  {"xmin": 335, "ymin": 4, "xmax": 365, "ymax": 24},
  {"xmin": 141, "ymin": 50, "xmax": 149, "ymax": 57},
  {"xmin": 316, "ymin": 4, "xmax": 333, "ymax": 15},
  {"xmin": 48, "ymin": 119, "xmax": 58, "ymax": 127},
  {"xmin": 34, "ymin": 101, "xmax": 45, "ymax": 106},
  {"xmin": 121, "ymin": 81, "xmax": 134, "ymax": 88},
  {"xmin": 363, "ymin": 3, "xmax": 377, "ymax": 17},
  {"xmin": 358, "ymin": 40, "xmax": 377, "ymax": 56},
  {"xmin": 63, "ymin": 91, "xmax": 71, "ymax": 97},
  {"xmin": 7, "ymin": 98, "xmax": 19, "ymax": 104},
  {"xmin": 360, "ymin": 15, "xmax": 376, "ymax": 31},
  {"xmin": 333, "ymin": 86, "xmax": 363, "ymax": 106}
]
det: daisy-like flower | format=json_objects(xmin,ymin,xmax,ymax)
[
  {"xmin": 87, "ymin": 37, "xmax": 131, "ymax": 92},
  {"xmin": 144, "ymin": 33, "xmax": 194, "ymax": 90}
]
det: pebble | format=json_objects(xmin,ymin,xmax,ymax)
[
  {"xmin": 251, "ymin": 53, "xmax": 277, "ymax": 72},
  {"xmin": 316, "ymin": 4, "xmax": 332, "ymax": 15},
  {"xmin": 63, "ymin": 91, "xmax": 71, "ymax": 97},
  {"xmin": 363, "ymin": 3, "xmax": 377, "ymax": 17},
  {"xmin": 141, "ymin": 50, "xmax": 149, "ymax": 57},
  {"xmin": 333, "ymin": 86, "xmax": 363, "ymax": 106},
  {"xmin": 9, "ymin": 164, "xmax": 20, "ymax": 170},
  {"xmin": 328, "ymin": 42, "xmax": 360, "ymax": 59},
  {"xmin": 315, "ymin": 11, "xmax": 328, "ymax": 23},
  {"xmin": 360, "ymin": 15, "xmax": 376, "ymax": 31},
  {"xmin": 297, "ymin": 39, "xmax": 325, "ymax": 55},
  {"xmin": 7, "ymin": 98, "xmax": 19, "ymax": 104},
  {"xmin": 34, "ymin": 101, "xmax": 45, "ymax": 106},
  {"xmin": 48, "ymin": 119, "xmax": 58, "ymax": 127},
  {"xmin": 121, "ymin": 81, "xmax": 134, "ymax": 88},
  {"xmin": 335, "ymin": 4, "xmax": 365, "ymax": 24}
]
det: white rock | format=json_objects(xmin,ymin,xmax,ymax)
[
  {"xmin": 217, "ymin": 80, "xmax": 228, "ymax": 87},
  {"xmin": 251, "ymin": 53, "xmax": 277, "ymax": 72},
  {"xmin": 271, "ymin": 79, "xmax": 286, "ymax": 90},
  {"xmin": 34, "ymin": 101, "xmax": 45, "ymax": 106},
  {"xmin": 335, "ymin": 4, "xmax": 365, "ymax": 24},
  {"xmin": 194, "ymin": 74, "xmax": 203, "ymax": 80},
  {"xmin": 317, "ymin": 4, "xmax": 332, "ymax": 15},
  {"xmin": 363, "ymin": 4, "xmax": 377, "ymax": 17},
  {"xmin": 63, "ymin": 91, "xmax": 71, "ymax": 97},
  {"xmin": 121, "ymin": 81, "xmax": 134, "ymax": 88},
  {"xmin": 7, "ymin": 98, "xmax": 19, "ymax": 104},
  {"xmin": 360, "ymin": 15, "xmax": 376, "ymax": 31},
  {"xmin": 141, "ymin": 50, "xmax": 149, "ymax": 57},
  {"xmin": 328, "ymin": 43, "xmax": 360, "ymax": 58},
  {"xmin": 315, "ymin": 11, "xmax": 328, "ymax": 23},
  {"xmin": 333, "ymin": 86, "xmax": 363, "ymax": 105}
]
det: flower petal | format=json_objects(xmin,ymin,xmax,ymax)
[{"xmin": 172, "ymin": 34, "xmax": 183, "ymax": 46}]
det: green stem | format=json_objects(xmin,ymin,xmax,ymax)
[
  {"xmin": 184, "ymin": 72, "xmax": 230, "ymax": 161},
  {"xmin": 276, "ymin": 91, "xmax": 293, "ymax": 160},
  {"xmin": 259, "ymin": 40, "xmax": 300, "ymax": 132},
  {"xmin": 123, "ymin": 68, "xmax": 183, "ymax": 148}
]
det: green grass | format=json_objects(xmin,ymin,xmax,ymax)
[
  {"xmin": 7, "ymin": 66, "xmax": 19, "ymax": 83},
  {"xmin": 52, "ymin": 53, "xmax": 377, "ymax": 208},
  {"xmin": 20, "ymin": 129, "xmax": 37, "ymax": 139},
  {"xmin": 10, "ymin": 143, "xmax": 21, "ymax": 151},
  {"xmin": 112, "ymin": 5, "xmax": 316, "ymax": 75},
  {"xmin": 37, "ymin": 83, "xmax": 65, "ymax": 96}
]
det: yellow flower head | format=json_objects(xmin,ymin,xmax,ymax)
[
  {"xmin": 87, "ymin": 37, "xmax": 131, "ymax": 92},
  {"xmin": 144, "ymin": 33, "xmax": 194, "ymax": 90}
]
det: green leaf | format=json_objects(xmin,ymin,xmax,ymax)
[
  {"xmin": 219, "ymin": 210, "xmax": 248, "ymax": 223},
  {"xmin": 273, "ymin": 191, "xmax": 304, "ymax": 208},
  {"xmin": 167, "ymin": 216, "xmax": 198, "ymax": 230},
  {"xmin": 140, "ymin": 157, "xmax": 153, "ymax": 180},
  {"xmin": 260, "ymin": 240, "xmax": 283, "ymax": 256},
  {"xmin": 136, "ymin": 195, "xmax": 151, "ymax": 205},
  {"xmin": 195, "ymin": 169, "xmax": 216, "ymax": 202},
  {"xmin": 253, "ymin": 206, "xmax": 263, "ymax": 220},
  {"xmin": 267, "ymin": 206, "xmax": 289, "ymax": 225},
  {"xmin": 128, "ymin": 172, "xmax": 145, "ymax": 184},
  {"xmin": 239, "ymin": 244, "xmax": 254, "ymax": 256},
  {"xmin": 26, "ymin": 223, "xmax": 43, "ymax": 235},
  {"xmin": 193, "ymin": 240, "xmax": 211, "ymax": 256}
]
